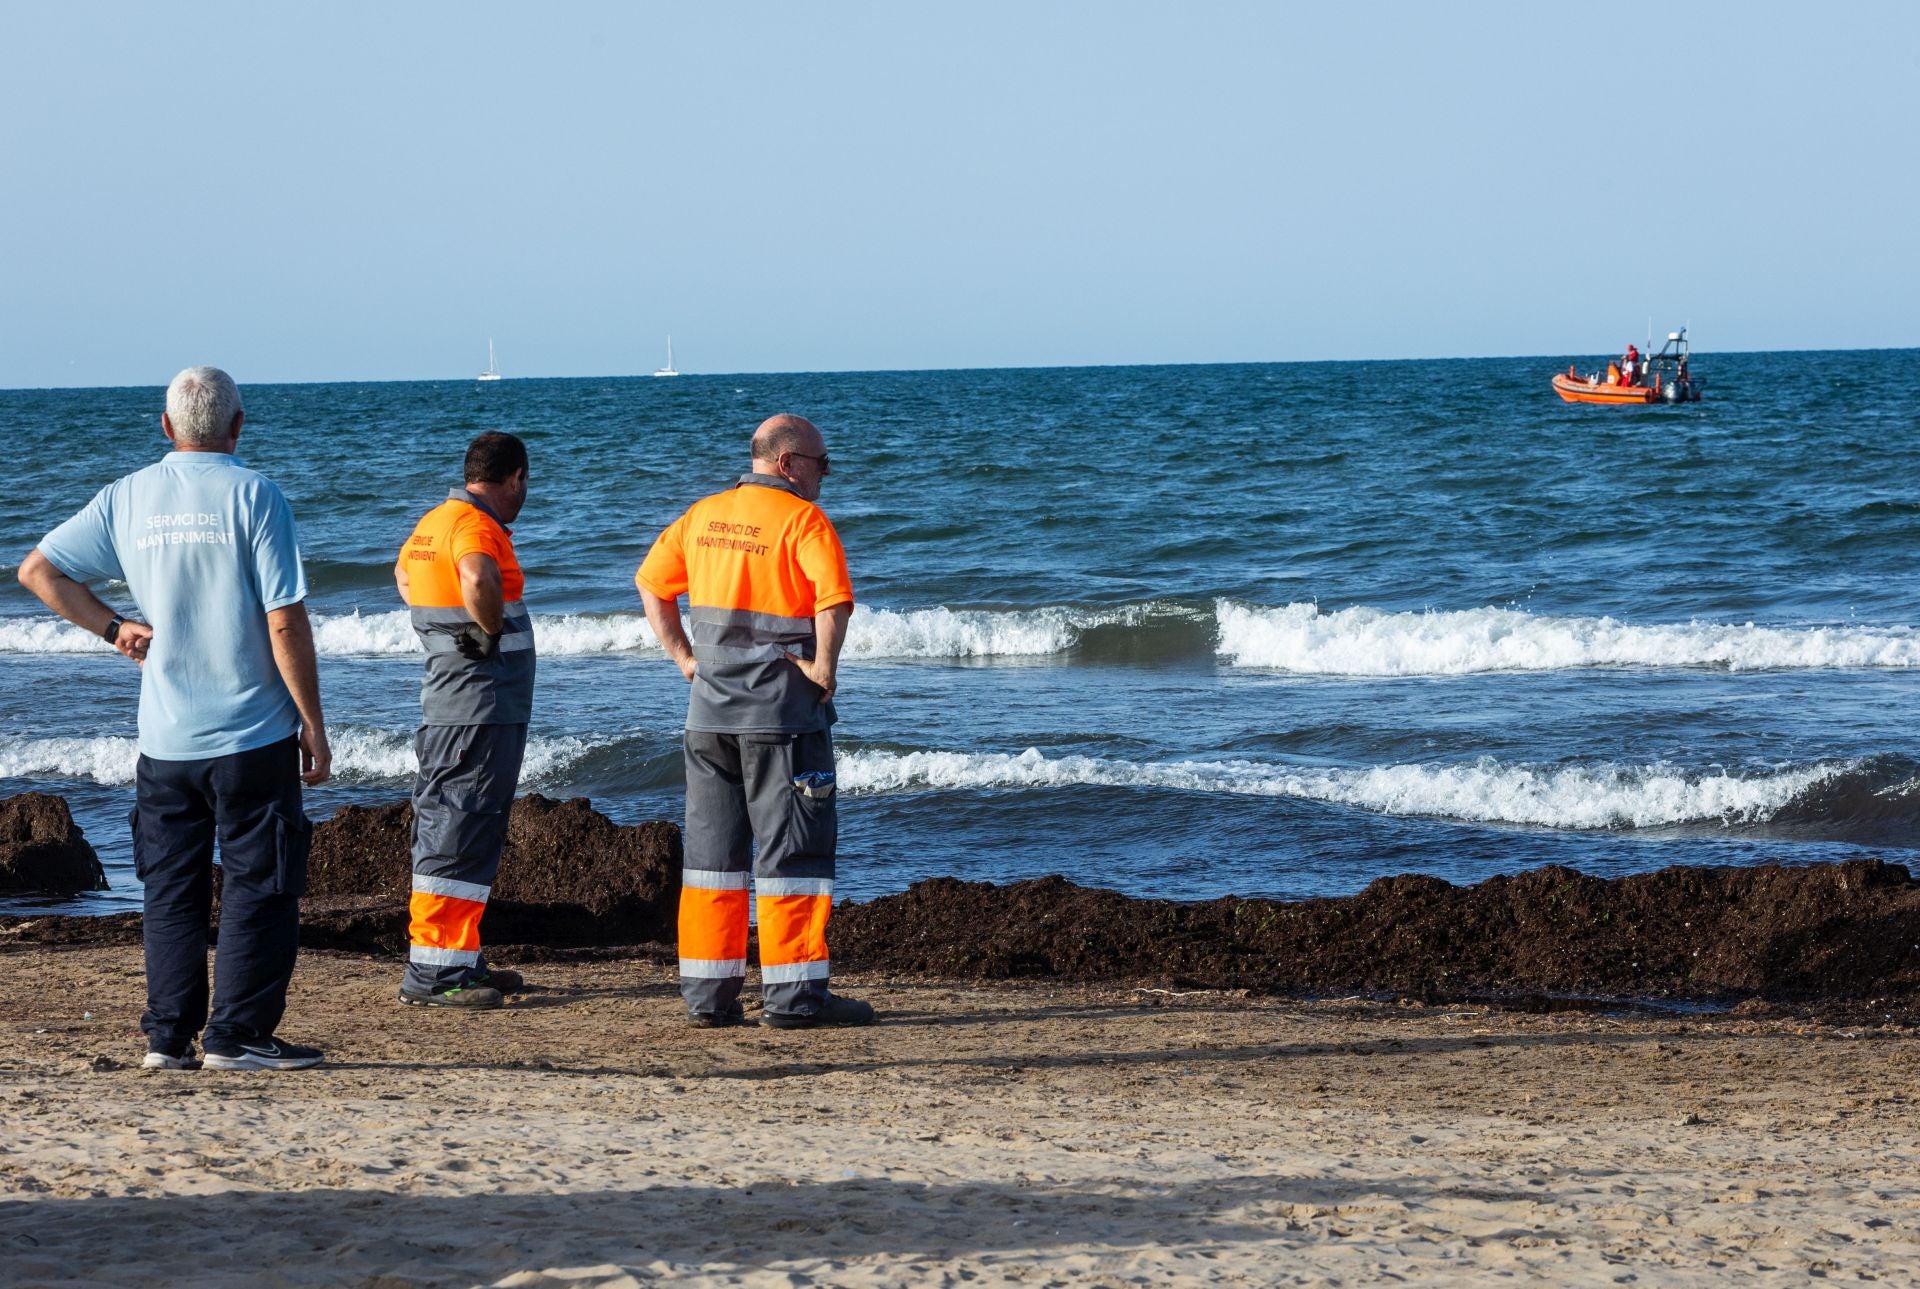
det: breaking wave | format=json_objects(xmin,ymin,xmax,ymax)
[
  {"xmin": 0, "ymin": 618, "xmax": 110, "ymax": 654},
  {"xmin": 0, "ymin": 603, "xmax": 1195, "ymax": 661},
  {"xmin": 305, "ymin": 606, "xmax": 1125, "ymax": 660},
  {"xmin": 0, "ymin": 728, "xmax": 603, "ymax": 787},
  {"xmin": 836, "ymin": 746, "xmax": 1920, "ymax": 837},
  {"xmin": 1214, "ymin": 601, "xmax": 1920, "ymax": 675},
  {"xmin": 9, "ymin": 599, "xmax": 1920, "ymax": 675},
  {"xmin": 309, "ymin": 611, "xmax": 660, "ymax": 657},
  {"xmin": 845, "ymin": 602, "xmax": 1192, "ymax": 659}
]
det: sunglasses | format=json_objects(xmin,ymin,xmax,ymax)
[{"xmin": 787, "ymin": 451, "xmax": 831, "ymax": 475}]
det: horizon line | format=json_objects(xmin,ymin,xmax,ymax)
[{"xmin": 3, "ymin": 342, "xmax": 1915, "ymax": 393}]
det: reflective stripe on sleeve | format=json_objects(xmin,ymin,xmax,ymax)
[
  {"xmin": 761, "ymin": 960, "xmax": 830, "ymax": 984},
  {"xmin": 412, "ymin": 874, "xmax": 491, "ymax": 904},
  {"xmin": 682, "ymin": 869, "xmax": 751, "ymax": 891},
  {"xmin": 755, "ymin": 877, "xmax": 833, "ymax": 898},
  {"xmin": 409, "ymin": 945, "xmax": 482, "ymax": 967},
  {"xmin": 679, "ymin": 957, "xmax": 749, "ymax": 978}
]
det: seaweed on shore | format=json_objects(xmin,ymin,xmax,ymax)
[
  {"xmin": 829, "ymin": 861, "xmax": 1920, "ymax": 1006},
  {"xmin": 6, "ymin": 791, "xmax": 1920, "ymax": 1013}
]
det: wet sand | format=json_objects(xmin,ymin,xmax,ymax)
[{"xmin": 3, "ymin": 946, "xmax": 1919, "ymax": 1285}]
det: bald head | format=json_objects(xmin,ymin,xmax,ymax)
[
  {"xmin": 750, "ymin": 413, "xmax": 831, "ymax": 501},
  {"xmin": 751, "ymin": 414, "xmax": 824, "ymax": 463}
]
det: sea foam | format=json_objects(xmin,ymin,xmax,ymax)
[
  {"xmin": 1214, "ymin": 601, "xmax": 1920, "ymax": 675},
  {"xmin": 1, "ymin": 603, "xmax": 1119, "ymax": 660},
  {"xmin": 309, "ymin": 610, "xmax": 666, "ymax": 657},
  {"xmin": 836, "ymin": 746, "xmax": 1845, "ymax": 830},
  {"xmin": 11, "ymin": 599, "xmax": 1918, "ymax": 673},
  {"xmin": 844, "ymin": 603, "xmax": 1165, "ymax": 659},
  {"xmin": 0, "ymin": 728, "xmax": 601, "ymax": 786}
]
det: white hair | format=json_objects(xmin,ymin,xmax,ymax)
[{"xmin": 165, "ymin": 366, "xmax": 243, "ymax": 447}]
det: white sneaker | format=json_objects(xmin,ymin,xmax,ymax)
[{"xmin": 142, "ymin": 1048, "xmax": 202, "ymax": 1071}]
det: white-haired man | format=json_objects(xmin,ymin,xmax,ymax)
[{"xmin": 18, "ymin": 366, "xmax": 331, "ymax": 1072}]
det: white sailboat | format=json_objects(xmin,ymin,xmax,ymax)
[
  {"xmin": 652, "ymin": 335, "xmax": 679, "ymax": 378},
  {"xmin": 478, "ymin": 338, "xmax": 502, "ymax": 382}
]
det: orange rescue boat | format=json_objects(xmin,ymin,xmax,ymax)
[
  {"xmin": 1553, "ymin": 329, "xmax": 1702, "ymax": 405},
  {"xmin": 1552, "ymin": 367, "xmax": 1658, "ymax": 404}
]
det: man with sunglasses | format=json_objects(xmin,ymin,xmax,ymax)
[{"xmin": 637, "ymin": 413, "xmax": 872, "ymax": 1029}]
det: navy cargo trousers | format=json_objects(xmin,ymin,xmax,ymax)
[{"xmin": 130, "ymin": 735, "xmax": 310, "ymax": 1056}]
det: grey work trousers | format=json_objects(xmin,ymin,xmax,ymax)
[
  {"xmin": 679, "ymin": 728, "xmax": 837, "ymax": 1021},
  {"xmin": 404, "ymin": 722, "xmax": 527, "ymax": 992}
]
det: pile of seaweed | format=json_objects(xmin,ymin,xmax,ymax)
[
  {"xmin": 0, "ymin": 793, "xmax": 680, "ymax": 955},
  {"xmin": 295, "ymin": 794, "xmax": 681, "ymax": 953},
  {"xmin": 830, "ymin": 862, "xmax": 1920, "ymax": 1006},
  {"xmin": 6, "ymin": 791, "xmax": 1920, "ymax": 1011}
]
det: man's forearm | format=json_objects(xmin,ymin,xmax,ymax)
[
  {"xmin": 462, "ymin": 585, "xmax": 504, "ymax": 634},
  {"xmin": 266, "ymin": 603, "xmax": 326, "ymax": 733},
  {"xmin": 814, "ymin": 602, "xmax": 852, "ymax": 672},
  {"xmin": 457, "ymin": 555, "xmax": 505, "ymax": 633},
  {"xmin": 640, "ymin": 589, "xmax": 696, "ymax": 670},
  {"xmin": 18, "ymin": 549, "xmax": 118, "ymax": 636}
]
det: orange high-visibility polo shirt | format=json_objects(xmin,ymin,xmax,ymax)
[
  {"xmin": 637, "ymin": 475, "xmax": 853, "ymax": 733},
  {"xmin": 397, "ymin": 489, "xmax": 535, "ymax": 725}
]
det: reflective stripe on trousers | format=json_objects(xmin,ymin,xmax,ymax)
[
  {"xmin": 679, "ymin": 729, "xmax": 836, "ymax": 1020},
  {"xmin": 405, "ymin": 722, "xmax": 528, "ymax": 990}
]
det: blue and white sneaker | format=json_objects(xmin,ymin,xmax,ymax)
[
  {"xmin": 202, "ymin": 1035, "xmax": 324, "ymax": 1071},
  {"xmin": 141, "ymin": 1046, "xmax": 202, "ymax": 1071}
]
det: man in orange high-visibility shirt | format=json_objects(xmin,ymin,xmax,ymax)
[
  {"xmin": 637, "ymin": 413, "xmax": 873, "ymax": 1029},
  {"xmin": 392, "ymin": 431, "xmax": 536, "ymax": 1010}
]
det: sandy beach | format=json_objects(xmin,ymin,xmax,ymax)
[{"xmin": 3, "ymin": 945, "xmax": 1918, "ymax": 1286}]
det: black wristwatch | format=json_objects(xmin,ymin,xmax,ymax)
[{"xmin": 103, "ymin": 615, "xmax": 127, "ymax": 644}]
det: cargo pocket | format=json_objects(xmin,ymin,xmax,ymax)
[
  {"xmin": 417, "ymin": 788, "xmax": 510, "ymax": 862},
  {"xmin": 128, "ymin": 805, "xmax": 148, "ymax": 881},
  {"xmin": 787, "ymin": 772, "xmax": 837, "ymax": 862},
  {"xmin": 275, "ymin": 812, "xmax": 313, "ymax": 898},
  {"xmin": 787, "ymin": 728, "xmax": 838, "ymax": 865}
]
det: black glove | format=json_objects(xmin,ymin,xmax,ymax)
[{"xmin": 454, "ymin": 624, "xmax": 502, "ymax": 661}]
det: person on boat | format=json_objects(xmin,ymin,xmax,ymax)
[{"xmin": 1621, "ymin": 344, "xmax": 1640, "ymax": 387}]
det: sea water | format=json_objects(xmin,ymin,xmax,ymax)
[{"xmin": 4, "ymin": 349, "xmax": 1919, "ymax": 914}]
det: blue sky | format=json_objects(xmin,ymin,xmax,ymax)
[{"xmin": 3, "ymin": 3, "xmax": 1915, "ymax": 386}]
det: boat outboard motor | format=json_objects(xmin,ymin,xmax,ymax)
[{"xmin": 1661, "ymin": 380, "xmax": 1682, "ymax": 403}]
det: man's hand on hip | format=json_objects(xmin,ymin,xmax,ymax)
[
  {"xmin": 454, "ymin": 624, "xmax": 502, "ymax": 661},
  {"xmin": 114, "ymin": 621, "xmax": 153, "ymax": 665},
  {"xmin": 300, "ymin": 724, "xmax": 332, "ymax": 786},
  {"xmin": 673, "ymin": 651, "xmax": 697, "ymax": 683},
  {"xmin": 783, "ymin": 651, "xmax": 837, "ymax": 703}
]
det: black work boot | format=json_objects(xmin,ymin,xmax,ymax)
[
  {"xmin": 686, "ymin": 1000, "xmax": 746, "ymax": 1029},
  {"xmin": 760, "ymin": 992, "xmax": 876, "ymax": 1030},
  {"xmin": 470, "ymin": 967, "xmax": 526, "ymax": 993},
  {"xmin": 398, "ymin": 982, "xmax": 505, "ymax": 1010}
]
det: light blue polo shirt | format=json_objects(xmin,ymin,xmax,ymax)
[{"xmin": 38, "ymin": 451, "xmax": 309, "ymax": 761}]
